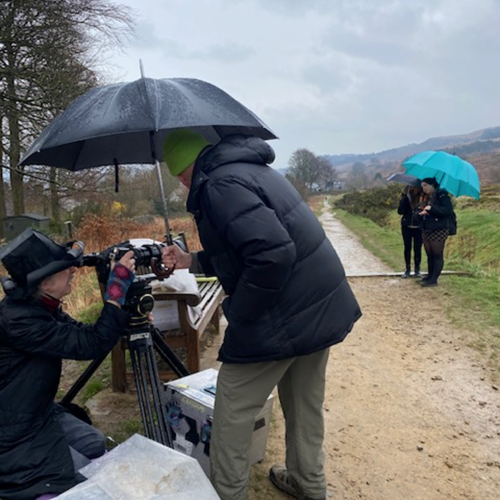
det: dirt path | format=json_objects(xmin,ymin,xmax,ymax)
[
  {"xmin": 320, "ymin": 201, "xmax": 392, "ymax": 276},
  {"xmin": 246, "ymin": 202, "xmax": 500, "ymax": 500}
]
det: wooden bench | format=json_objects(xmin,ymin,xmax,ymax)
[
  {"xmin": 110, "ymin": 276, "xmax": 224, "ymax": 392},
  {"xmin": 152, "ymin": 277, "xmax": 225, "ymax": 374}
]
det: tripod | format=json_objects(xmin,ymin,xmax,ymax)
[{"xmin": 61, "ymin": 277, "xmax": 189, "ymax": 448}]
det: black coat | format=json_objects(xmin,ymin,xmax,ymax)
[
  {"xmin": 0, "ymin": 298, "xmax": 130, "ymax": 500},
  {"xmin": 420, "ymin": 189, "xmax": 454, "ymax": 231},
  {"xmin": 397, "ymin": 194, "xmax": 421, "ymax": 228},
  {"xmin": 187, "ymin": 135, "xmax": 362, "ymax": 364}
]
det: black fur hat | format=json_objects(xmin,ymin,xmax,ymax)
[{"xmin": 0, "ymin": 228, "xmax": 83, "ymax": 298}]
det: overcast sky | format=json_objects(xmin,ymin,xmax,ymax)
[{"xmin": 108, "ymin": 0, "xmax": 500, "ymax": 168}]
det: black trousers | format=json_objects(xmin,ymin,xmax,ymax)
[{"xmin": 401, "ymin": 225, "xmax": 422, "ymax": 271}]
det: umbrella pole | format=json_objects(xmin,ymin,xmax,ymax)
[{"xmin": 154, "ymin": 160, "xmax": 173, "ymax": 245}]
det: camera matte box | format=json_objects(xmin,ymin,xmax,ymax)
[{"xmin": 164, "ymin": 368, "xmax": 274, "ymax": 477}]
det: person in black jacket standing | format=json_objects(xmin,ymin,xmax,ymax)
[
  {"xmin": 161, "ymin": 130, "xmax": 362, "ymax": 500},
  {"xmin": 397, "ymin": 184, "xmax": 423, "ymax": 278},
  {"xmin": 0, "ymin": 229, "xmax": 135, "ymax": 500},
  {"xmin": 418, "ymin": 177, "xmax": 454, "ymax": 287}
]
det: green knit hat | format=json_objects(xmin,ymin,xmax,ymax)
[{"xmin": 162, "ymin": 129, "xmax": 211, "ymax": 176}]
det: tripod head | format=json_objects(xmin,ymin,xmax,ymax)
[{"xmin": 123, "ymin": 276, "xmax": 156, "ymax": 329}]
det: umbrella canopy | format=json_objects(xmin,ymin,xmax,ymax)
[
  {"xmin": 403, "ymin": 151, "xmax": 480, "ymax": 199},
  {"xmin": 386, "ymin": 172, "xmax": 421, "ymax": 187},
  {"xmin": 19, "ymin": 77, "xmax": 277, "ymax": 170}
]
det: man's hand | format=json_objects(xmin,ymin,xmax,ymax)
[{"xmin": 161, "ymin": 245, "xmax": 192, "ymax": 270}]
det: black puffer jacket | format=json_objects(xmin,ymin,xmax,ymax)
[
  {"xmin": 0, "ymin": 298, "xmax": 130, "ymax": 500},
  {"xmin": 420, "ymin": 189, "xmax": 454, "ymax": 231},
  {"xmin": 187, "ymin": 135, "xmax": 362, "ymax": 363}
]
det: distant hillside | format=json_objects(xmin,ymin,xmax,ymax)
[
  {"xmin": 323, "ymin": 125, "xmax": 500, "ymax": 185},
  {"xmin": 324, "ymin": 126, "xmax": 500, "ymax": 169}
]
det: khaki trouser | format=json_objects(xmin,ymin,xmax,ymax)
[{"xmin": 210, "ymin": 348, "xmax": 330, "ymax": 500}]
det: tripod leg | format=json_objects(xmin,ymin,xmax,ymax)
[
  {"xmin": 152, "ymin": 327, "xmax": 190, "ymax": 378},
  {"xmin": 128, "ymin": 327, "xmax": 178, "ymax": 447},
  {"xmin": 130, "ymin": 344, "xmax": 160, "ymax": 443},
  {"xmin": 145, "ymin": 345, "xmax": 173, "ymax": 447},
  {"xmin": 60, "ymin": 354, "xmax": 107, "ymax": 406}
]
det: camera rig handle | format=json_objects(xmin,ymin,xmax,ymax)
[{"xmin": 151, "ymin": 256, "xmax": 173, "ymax": 279}]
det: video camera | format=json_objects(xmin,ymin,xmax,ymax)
[
  {"xmin": 80, "ymin": 237, "xmax": 187, "ymax": 286},
  {"xmin": 80, "ymin": 237, "xmax": 187, "ymax": 322}
]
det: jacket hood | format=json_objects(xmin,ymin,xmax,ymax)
[
  {"xmin": 187, "ymin": 135, "xmax": 276, "ymax": 214},
  {"xmin": 201, "ymin": 134, "xmax": 275, "ymax": 173}
]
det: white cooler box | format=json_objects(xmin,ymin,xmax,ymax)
[{"xmin": 164, "ymin": 368, "xmax": 274, "ymax": 477}]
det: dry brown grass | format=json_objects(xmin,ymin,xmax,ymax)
[
  {"xmin": 74, "ymin": 214, "xmax": 202, "ymax": 253},
  {"xmin": 308, "ymin": 194, "xmax": 326, "ymax": 216}
]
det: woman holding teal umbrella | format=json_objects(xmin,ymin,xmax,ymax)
[
  {"xmin": 417, "ymin": 178, "xmax": 455, "ymax": 287},
  {"xmin": 403, "ymin": 150, "xmax": 480, "ymax": 200}
]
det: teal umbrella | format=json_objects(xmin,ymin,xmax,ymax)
[{"xmin": 403, "ymin": 151, "xmax": 480, "ymax": 199}]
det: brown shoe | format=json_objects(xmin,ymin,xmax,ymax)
[{"xmin": 269, "ymin": 464, "xmax": 326, "ymax": 500}]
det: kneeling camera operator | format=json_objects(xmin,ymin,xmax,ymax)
[{"xmin": 0, "ymin": 228, "xmax": 135, "ymax": 500}]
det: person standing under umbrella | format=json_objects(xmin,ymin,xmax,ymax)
[
  {"xmin": 160, "ymin": 129, "xmax": 362, "ymax": 500},
  {"xmin": 397, "ymin": 184, "xmax": 423, "ymax": 278},
  {"xmin": 418, "ymin": 178, "xmax": 454, "ymax": 287}
]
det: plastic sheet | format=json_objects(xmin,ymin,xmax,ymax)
[{"xmin": 56, "ymin": 434, "xmax": 220, "ymax": 499}]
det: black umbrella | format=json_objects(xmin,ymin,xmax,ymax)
[
  {"xmin": 386, "ymin": 172, "xmax": 421, "ymax": 187},
  {"xmin": 20, "ymin": 77, "xmax": 277, "ymax": 239}
]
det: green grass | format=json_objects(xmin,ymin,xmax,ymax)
[
  {"xmin": 75, "ymin": 301, "xmax": 103, "ymax": 324},
  {"xmin": 108, "ymin": 417, "xmax": 144, "ymax": 446},
  {"xmin": 331, "ymin": 202, "xmax": 500, "ymax": 380},
  {"xmin": 80, "ymin": 378, "xmax": 105, "ymax": 403},
  {"xmin": 445, "ymin": 209, "xmax": 500, "ymax": 271}
]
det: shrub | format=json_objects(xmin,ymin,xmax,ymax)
[{"xmin": 334, "ymin": 184, "xmax": 402, "ymax": 226}]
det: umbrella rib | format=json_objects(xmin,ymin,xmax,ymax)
[
  {"xmin": 141, "ymin": 77, "xmax": 159, "ymax": 131},
  {"xmin": 71, "ymin": 140, "xmax": 87, "ymax": 170}
]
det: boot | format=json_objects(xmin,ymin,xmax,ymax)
[
  {"xmin": 269, "ymin": 465, "xmax": 326, "ymax": 500},
  {"xmin": 401, "ymin": 268, "xmax": 411, "ymax": 278},
  {"xmin": 414, "ymin": 266, "xmax": 421, "ymax": 278},
  {"xmin": 420, "ymin": 280, "xmax": 438, "ymax": 287}
]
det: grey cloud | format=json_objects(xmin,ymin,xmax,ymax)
[
  {"xmin": 133, "ymin": 20, "xmax": 165, "ymax": 49},
  {"xmin": 319, "ymin": 33, "xmax": 418, "ymax": 67},
  {"xmin": 161, "ymin": 40, "xmax": 255, "ymax": 63},
  {"xmin": 228, "ymin": 0, "xmax": 416, "ymax": 19},
  {"xmin": 316, "ymin": 4, "xmax": 425, "ymax": 67},
  {"xmin": 300, "ymin": 64, "xmax": 354, "ymax": 95},
  {"xmin": 227, "ymin": 0, "xmax": 335, "ymax": 17}
]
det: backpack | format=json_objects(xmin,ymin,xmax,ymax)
[{"xmin": 448, "ymin": 210, "xmax": 457, "ymax": 236}]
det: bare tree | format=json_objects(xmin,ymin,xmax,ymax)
[
  {"xmin": 316, "ymin": 156, "xmax": 337, "ymax": 190},
  {"xmin": 0, "ymin": 0, "xmax": 135, "ymax": 216},
  {"xmin": 287, "ymin": 149, "xmax": 338, "ymax": 195},
  {"xmin": 287, "ymin": 148, "xmax": 320, "ymax": 190},
  {"xmin": 349, "ymin": 161, "xmax": 369, "ymax": 189}
]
